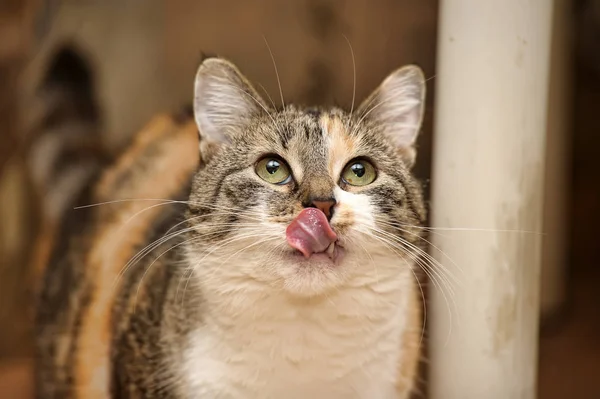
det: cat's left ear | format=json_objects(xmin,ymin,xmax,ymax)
[
  {"xmin": 193, "ymin": 57, "xmax": 268, "ymax": 161},
  {"xmin": 356, "ymin": 65, "xmax": 426, "ymax": 168}
]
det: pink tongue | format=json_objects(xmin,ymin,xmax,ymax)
[{"xmin": 286, "ymin": 208, "xmax": 337, "ymax": 258}]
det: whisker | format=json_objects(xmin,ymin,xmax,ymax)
[
  {"xmin": 174, "ymin": 226, "xmax": 280, "ymax": 303},
  {"xmin": 370, "ymin": 216, "xmax": 465, "ymax": 281},
  {"xmin": 114, "ymin": 201, "xmax": 189, "ymax": 239},
  {"xmin": 176, "ymin": 232, "xmax": 255, "ymax": 305},
  {"xmin": 411, "ymin": 266, "xmax": 428, "ymax": 350},
  {"xmin": 133, "ymin": 226, "xmax": 277, "ymax": 312},
  {"xmin": 116, "ymin": 220, "xmax": 266, "ymax": 290},
  {"xmin": 261, "ymin": 35, "xmax": 292, "ymax": 141},
  {"xmin": 74, "ymin": 197, "xmax": 266, "ymax": 215},
  {"xmin": 164, "ymin": 209, "xmax": 264, "ymax": 236},
  {"xmin": 377, "ymin": 218, "xmax": 544, "ymax": 235},
  {"xmin": 222, "ymin": 82, "xmax": 283, "ymax": 135},
  {"xmin": 426, "ymin": 226, "xmax": 545, "ymax": 235},
  {"xmin": 342, "ymin": 34, "xmax": 356, "ymax": 130},
  {"xmin": 132, "ymin": 234, "xmax": 202, "ymax": 312},
  {"xmin": 257, "ymin": 82, "xmax": 278, "ymax": 112},
  {"xmin": 117, "ymin": 225, "xmax": 197, "ymax": 288},
  {"xmin": 356, "ymin": 228, "xmax": 429, "ymax": 349},
  {"xmin": 376, "ymin": 231, "xmax": 459, "ymax": 343},
  {"xmin": 74, "ymin": 198, "xmax": 185, "ymax": 210},
  {"xmin": 259, "ymin": 240, "xmax": 288, "ymax": 267},
  {"xmin": 369, "ymin": 225, "xmax": 461, "ymax": 292},
  {"xmin": 360, "ymin": 215, "xmax": 461, "ymax": 284},
  {"xmin": 209, "ymin": 236, "xmax": 281, "ymax": 279},
  {"xmin": 349, "ymin": 93, "xmax": 419, "ymax": 138},
  {"xmin": 374, "ymin": 234, "xmax": 455, "ymax": 343},
  {"xmin": 220, "ymin": 234, "xmax": 281, "ymax": 266},
  {"xmin": 371, "ymin": 216, "xmax": 449, "ymax": 238},
  {"xmin": 180, "ymin": 232, "xmax": 279, "ymax": 306},
  {"xmin": 357, "ymin": 227, "xmax": 457, "ymax": 343},
  {"xmin": 346, "ymin": 235, "xmax": 378, "ymax": 282},
  {"xmin": 262, "ymin": 35, "xmax": 285, "ymax": 110},
  {"xmin": 364, "ymin": 228, "xmax": 450, "ymax": 295},
  {"xmin": 177, "ymin": 229, "xmax": 276, "ymax": 284}
]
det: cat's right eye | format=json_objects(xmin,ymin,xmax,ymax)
[
  {"xmin": 340, "ymin": 159, "xmax": 377, "ymax": 187},
  {"xmin": 255, "ymin": 156, "xmax": 292, "ymax": 185}
]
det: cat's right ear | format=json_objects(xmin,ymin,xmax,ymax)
[
  {"xmin": 356, "ymin": 65, "xmax": 426, "ymax": 168},
  {"xmin": 193, "ymin": 58, "xmax": 268, "ymax": 160}
]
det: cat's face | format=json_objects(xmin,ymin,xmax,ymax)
[{"xmin": 186, "ymin": 58, "xmax": 426, "ymax": 296}]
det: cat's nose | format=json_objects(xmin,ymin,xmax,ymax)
[{"xmin": 306, "ymin": 198, "xmax": 336, "ymax": 221}]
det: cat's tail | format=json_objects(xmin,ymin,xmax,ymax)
[
  {"xmin": 25, "ymin": 45, "xmax": 110, "ymax": 294},
  {"xmin": 26, "ymin": 45, "xmax": 109, "ymax": 223}
]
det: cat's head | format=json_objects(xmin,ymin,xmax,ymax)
[{"xmin": 186, "ymin": 58, "xmax": 426, "ymax": 297}]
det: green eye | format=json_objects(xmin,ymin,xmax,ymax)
[
  {"xmin": 256, "ymin": 156, "xmax": 292, "ymax": 184},
  {"xmin": 341, "ymin": 159, "xmax": 376, "ymax": 186}
]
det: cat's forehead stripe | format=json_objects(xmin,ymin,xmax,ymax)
[{"xmin": 318, "ymin": 113, "xmax": 357, "ymax": 177}]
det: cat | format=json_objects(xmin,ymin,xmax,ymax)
[{"xmin": 34, "ymin": 56, "xmax": 428, "ymax": 398}]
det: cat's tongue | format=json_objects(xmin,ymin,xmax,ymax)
[{"xmin": 286, "ymin": 208, "xmax": 337, "ymax": 258}]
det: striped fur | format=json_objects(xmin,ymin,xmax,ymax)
[
  {"xmin": 35, "ymin": 114, "xmax": 198, "ymax": 397},
  {"xmin": 35, "ymin": 58, "xmax": 427, "ymax": 398}
]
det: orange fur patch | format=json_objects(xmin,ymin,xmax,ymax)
[
  {"xmin": 321, "ymin": 115, "xmax": 356, "ymax": 177},
  {"xmin": 395, "ymin": 279, "xmax": 423, "ymax": 395},
  {"xmin": 75, "ymin": 117, "xmax": 199, "ymax": 398},
  {"xmin": 29, "ymin": 219, "xmax": 56, "ymax": 299},
  {"xmin": 95, "ymin": 115, "xmax": 180, "ymax": 200}
]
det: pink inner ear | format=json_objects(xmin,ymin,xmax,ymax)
[{"xmin": 286, "ymin": 208, "xmax": 337, "ymax": 258}]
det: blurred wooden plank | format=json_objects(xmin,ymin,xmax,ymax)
[
  {"xmin": 0, "ymin": 0, "xmax": 41, "ymax": 360},
  {"xmin": 0, "ymin": 359, "xmax": 34, "ymax": 399},
  {"xmin": 0, "ymin": 0, "xmax": 40, "ymax": 174}
]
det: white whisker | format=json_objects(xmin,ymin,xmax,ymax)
[
  {"xmin": 180, "ymin": 232, "xmax": 280, "ymax": 307},
  {"xmin": 356, "ymin": 226, "xmax": 458, "ymax": 344},
  {"xmin": 370, "ymin": 216, "xmax": 465, "ymax": 282},
  {"xmin": 74, "ymin": 198, "xmax": 185, "ymax": 210},
  {"xmin": 116, "ymin": 220, "xmax": 266, "ymax": 290},
  {"xmin": 222, "ymin": 82, "xmax": 283, "ymax": 136},
  {"xmin": 342, "ymin": 34, "xmax": 356, "ymax": 130},
  {"xmin": 262, "ymin": 35, "xmax": 285, "ymax": 110}
]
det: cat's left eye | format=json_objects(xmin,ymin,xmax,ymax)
[
  {"xmin": 255, "ymin": 156, "xmax": 292, "ymax": 185},
  {"xmin": 341, "ymin": 159, "xmax": 377, "ymax": 187}
]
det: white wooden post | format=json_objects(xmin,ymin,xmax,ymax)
[{"xmin": 428, "ymin": 1, "xmax": 554, "ymax": 398}]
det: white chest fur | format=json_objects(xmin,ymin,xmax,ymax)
[{"xmin": 180, "ymin": 261, "xmax": 414, "ymax": 399}]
